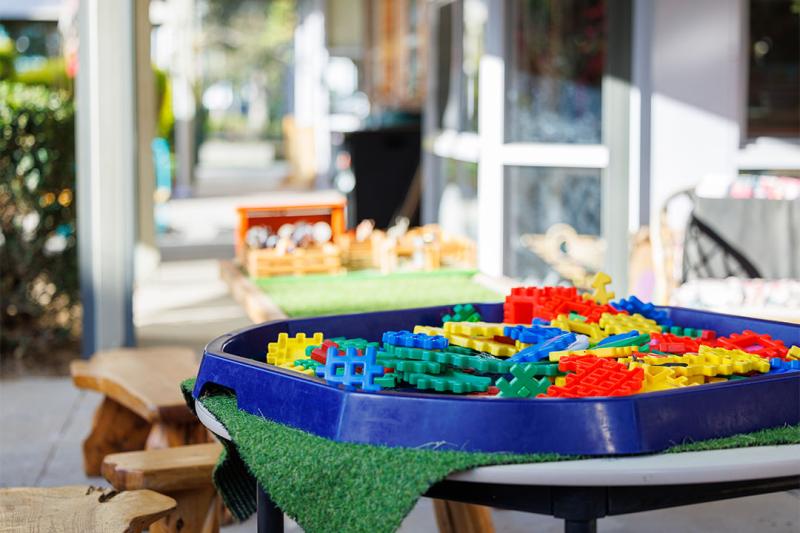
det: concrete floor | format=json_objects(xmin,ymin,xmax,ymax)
[{"xmin": 2, "ymin": 259, "xmax": 799, "ymax": 532}]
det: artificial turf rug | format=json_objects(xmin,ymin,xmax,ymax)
[
  {"xmin": 181, "ymin": 380, "xmax": 800, "ymax": 533},
  {"xmin": 253, "ymin": 269, "xmax": 503, "ymax": 317}
]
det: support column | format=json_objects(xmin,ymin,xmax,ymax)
[{"xmin": 77, "ymin": 0, "xmax": 137, "ymax": 355}]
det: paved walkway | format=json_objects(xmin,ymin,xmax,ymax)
[{"xmin": 1, "ymin": 258, "xmax": 798, "ymax": 531}]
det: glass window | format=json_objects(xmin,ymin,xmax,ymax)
[
  {"xmin": 460, "ymin": 0, "xmax": 486, "ymax": 132},
  {"xmin": 438, "ymin": 157, "xmax": 479, "ymax": 241},
  {"xmin": 504, "ymin": 166, "xmax": 603, "ymax": 284},
  {"xmin": 748, "ymin": 0, "xmax": 800, "ymax": 138},
  {"xmin": 505, "ymin": 0, "xmax": 606, "ymax": 144}
]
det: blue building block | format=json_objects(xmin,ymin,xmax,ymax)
[
  {"xmin": 382, "ymin": 330, "xmax": 449, "ymax": 350},
  {"xmin": 508, "ymin": 332, "xmax": 577, "ymax": 363},
  {"xmin": 565, "ymin": 334, "xmax": 590, "ymax": 351},
  {"xmin": 597, "ymin": 331, "xmax": 641, "ymax": 347},
  {"xmin": 315, "ymin": 346, "xmax": 385, "ymax": 392},
  {"xmin": 768, "ymin": 358, "xmax": 800, "ymax": 374},
  {"xmin": 610, "ymin": 296, "xmax": 673, "ymax": 327},
  {"xmin": 504, "ymin": 323, "xmax": 564, "ymax": 345}
]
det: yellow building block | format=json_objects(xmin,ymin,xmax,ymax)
[
  {"xmin": 628, "ymin": 349, "xmax": 769, "ymax": 377},
  {"xmin": 448, "ymin": 334, "xmax": 518, "ymax": 357},
  {"xmin": 550, "ymin": 314, "xmax": 607, "ymax": 343},
  {"xmin": 549, "ymin": 345, "xmax": 640, "ymax": 362},
  {"xmin": 443, "ymin": 321, "xmax": 507, "ymax": 338},
  {"xmin": 599, "ymin": 312, "xmax": 661, "ymax": 335},
  {"xmin": 787, "ymin": 346, "xmax": 800, "ymax": 360},
  {"xmin": 586, "ymin": 271, "xmax": 615, "ymax": 305},
  {"xmin": 515, "ymin": 340, "xmax": 531, "ymax": 351},
  {"xmin": 697, "ymin": 345, "xmax": 771, "ymax": 373},
  {"xmin": 638, "ymin": 365, "xmax": 691, "ymax": 392},
  {"xmin": 413, "ymin": 325, "xmax": 447, "ymax": 337},
  {"xmin": 278, "ymin": 361, "xmax": 317, "ymax": 376},
  {"xmin": 266, "ymin": 332, "xmax": 324, "ymax": 365}
]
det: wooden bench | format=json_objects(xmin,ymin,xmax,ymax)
[
  {"xmin": 71, "ymin": 346, "xmax": 210, "ymax": 476},
  {"xmin": 0, "ymin": 485, "xmax": 176, "ymax": 533},
  {"xmin": 102, "ymin": 443, "xmax": 224, "ymax": 533}
]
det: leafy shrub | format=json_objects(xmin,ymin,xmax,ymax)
[{"xmin": 0, "ymin": 81, "xmax": 80, "ymax": 371}]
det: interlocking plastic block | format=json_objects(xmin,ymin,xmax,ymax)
[
  {"xmin": 293, "ymin": 358, "xmax": 323, "ymax": 370},
  {"xmin": 373, "ymin": 374, "xmax": 398, "ymax": 388},
  {"xmin": 277, "ymin": 361, "xmax": 318, "ymax": 376},
  {"xmin": 545, "ymin": 359, "xmax": 644, "ymax": 398},
  {"xmin": 443, "ymin": 344, "xmax": 480, "ymax": 355},
  {"xmin": 448, "ymin": 334, "xmax": 518, "ymax": 357},
  {"xmin": 648, "ymin": 333, "xmax": 707, "ymax": 354},
  {"xmin": 503, "ymin": 286, "xmax": 580, "ymax": 323},
  {"xmin": 327, "ymin": 337, "xmax": 379, "ymax": 351},
  {"xmin": 467, "ymin": 386, "xmax": 500, "ymax": 397},
  {"xmin": 565, "ymin": 334, "xmax": 590, "ymax": 352},
  {"xmin": 413, "ymin": 325, "xmax": 447, "ymax": 337},
  {"xmin": 628, "ymin": 347, "xmax": 770, "ymax": 377},
  {"xmin": 549, "ymin": 345, "xmax": 641, "ymax": 362},
  {"xmin": 508, "ymin": 332, "xmax": 577, "ymax": 363},
  {"xmin": 376, "ymin": 354, "xmax": 442, "ymax": 374},
  {"xmin": 558, "ymin": 355, "xmax": 604, "ymax": 373},
  {"xmin": 403, "ymin": 370, "xmax": 491, "ymax": 394},
  {"xmin": 382, "ymin": 330, "xmax": 449, "ymax": 350},
  {"xmin": 788, "ymin": 346, "xmax": 800, "ymax": 361},
  {"xmin": 442, "ymin": 304, "xmax": 483, "ymax": 323},
  {"xmin": 315, "ymin": 346, "xmax": 385, "ymax": 392},
  {"xmin": 550, "ymin": 314, "xmax": 607, "ymax": 343},
  {"xmin": 662, "ymin": 326, "xmax": 715, "ymax": 341},
  {"xmin": 382, "ymin": 345, "xmax": 513, "ymax": 373},
  {"xmin": 599, "ymin": 313, "xmax": 661, "ymax": 335},
  {"xmin": 596, "ymin": 331, "xmax": 650, "ymax": 348},
  {"xmin": 638, "ymin": 365, "xmax": 691, "ymax": 392},
  {"xmin": 267, "ymin": 332, "xmax": 324, "ymax": 366},
  {"xmin": 309, "ymin": 339, "xmax": 340, "ymax": 364},
  {"xmin": 768, "ymin": 358, "xmax": 800, "ymax": 374},
  {"xmin": 444, "ymin": 321, "xmax": 507, "ymax": 338},
  {"xmin": 496, "ymin": 364, "xmax": 552, "ymax": 398},
  {"xmin": 715, "ymin": 330, "xmax": 788, "ymax": 360},
  {"xmin": 610, "ymin": 295, "xmax": 672, "ymax": 326},
  {"xmin": 504, "ymin": 323, "xmax": 564, "ymax": 345},
  {"xmin": 586, "ymin": 271, "xmax": 615, "ymax": 305}
]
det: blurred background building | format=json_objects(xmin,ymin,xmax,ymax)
[{"xmin": 1, "ymin": 0, "xmax": 799, "ymax": 360}]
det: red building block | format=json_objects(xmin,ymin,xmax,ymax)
[
  {"xmin": 503, "ymin": 286, "xmax": 626, "ymax": 324},
  {"xmin": 715, "ymin": 330, "xmax": 788, "ymax": 360},
  {"xmin": 545, "ymin": 358, "xmax": 644, "ymax": 398},
  {"xmin": 649, "ymin": 333, "xmax": 717, "ymax": 354},
  {"xmin": 310, "ymin": 340, "xmax": 340, "ymax": 364}
]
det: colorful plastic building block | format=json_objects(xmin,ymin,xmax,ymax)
[
  {"xmin": 638, "ymin": 365, "xmax": 691, "ymax": 392},
  {"xmin": 315, "ymin": 345, "xmax": 385, "ymax": 392},
  {"xmin": 277, "ymin": 360, "xmax": 318, "ymax": 376},
  {"xmin": 599, "ymin": 312, "xmax": 661, "ymax": 335},
  {"xmin": 508, "ymin": 332, "xmax": 577, "ymax": 363},
  {"xmin": 648, "ymin": 333, "xmax": 707, "ymax": 354},
  {"xmin": 586, "ymin": 271, "xmax": 615, "ymax": 305},
  {"xmin": 504, "ymin": 323, "xmax": 564, "ymax": 345},
  {"xmin": 768, "ymin": 358, "xmax": 800, "ymax": 374},
  {"xmin": 714, "ymin": 330, "xmax": 788, "ymax": 360},
  {"xmin": 376, "ymin": 355, "xmax": 442, "ymax": 374},
  {"xmin": 545, "ymin": 359, "xmax": 644, "ymax": 398},
  {"xmin": 382, "ymin": 331, "xmax": 449, "ymax": 350},
  {"xmin": 442, "ymin": 304, "xmax": 482, "ymax": 323},
  {"xmin": 496, "ymin": 364, "xmax": 551, "ymax": 398},
  {"xmin": 383, "ymin": 345, "xmax": 514, "ymax": 373},
  {"xmin": 413, "ymin": 325, "xmax": 447, "ymax": 337},
  {"xmin": 596, "ymin": 331, "xmax": 650, "ymax": 348},
  {"xmin": 443, "ymin": 321, "xmax": 507, "ymax": 338},
  {"xmin": 610, "ymin": 295, "xmax": 672, "ymax": 326},
  {"xmin": 448, "ymin": 334, "xmax": 518, "ymax": 357},
  {"xmin": 788, "ymin": 346, "xmax": 800, "ymax": 361},
  {"xmin": 661, "ymin": 326, "xmax": 715, "ymax": 340},
  {"xmin": 267, "ymin": 332, "xmax": 324, "ymax": 365},
  {"xmin": 548, "ymin": 345, "xmax": 641, "ymax": 362},
  {"xmin": 403, "ymin": 370, "xmax": 491, "ymax": 394},
  {"xmin": 309, "ymin": 339, "xmax": 340, "ymax": 364},
  {"xmin": 550, "ymin": 314, "xmax": 607, "ymax": 343}
]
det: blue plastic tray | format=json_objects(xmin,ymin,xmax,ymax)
[{"xmin": 193, "ymin": 303, "xmax": 800, "ymax": 455}]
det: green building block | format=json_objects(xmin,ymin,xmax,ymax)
[
  {"xmin": 495, "ymin": 364, "xmax": 551, "ymax": 398},
  {"xmin": 591, "ymin": 333, "xmax": 651, "ymax": 349},
  {"xmin": 292, "ymin": 358, "xmax": 322, "ymax": 370},
  {"xmin": 402, "ymin": 370, "xmax": 491, "ymax": 393},
  {"xmin": 376, "ymin": 354, "xmax": 443, "ymax": 374},
  {"xmin": 442, "ymin": 304, "xmax": 483, "ymax": 324},
  {"xmin": 444, "ymin": 345, "xmax": 480, "ymax": 356},
  {"xmin": 374, "ymin": 374, "xmax": 398, "ymax": 388}
]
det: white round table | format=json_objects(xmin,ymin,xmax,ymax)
[{"xmin": 195, "ymin": 401, "xmax": 800, "ymax": 533}]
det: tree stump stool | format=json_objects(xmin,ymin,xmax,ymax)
[
  {"xmin": 0, "ymin": 485, "xmax": 176, "ymax": 533},
  {"xmin": 102, "ymin": 443, "xmax": 224, "ymax": 533},
  {"xmin": 71, "ymin": 346, "xmax": 209, "ymax": 476}
]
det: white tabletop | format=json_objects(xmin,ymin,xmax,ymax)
[{"xmin": 195, "ymin": 401, "xmax": 800, "ymax": 487}]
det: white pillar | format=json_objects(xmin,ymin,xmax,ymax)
[{"xmin": 77, "ymin": 0, "xmax": 137, "ymax": 354}]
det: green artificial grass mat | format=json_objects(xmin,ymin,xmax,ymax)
[
  {"xmin": 182, "ymin": 379, "xmax": 800, "ymax": 533},
  {"xmin": 253, "ymin": 269, "xmax": 503, "ymax": 317}
]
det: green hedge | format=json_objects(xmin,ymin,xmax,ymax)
[{"xmin": 0, "ymin": 81, "xmax": 80, "ymax": 368}]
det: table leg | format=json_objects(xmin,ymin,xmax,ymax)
[
  {"xmin": 564, "ymin": 519, "xmax": 597, "ymax": 533},
  {"xmin": 257, "ymin": 484, "xmax": 283, "ymax": 533}
]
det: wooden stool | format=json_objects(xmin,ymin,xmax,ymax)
[
  {"xmin": 71, "ymin": 346, "xmax": 209, "ymax": 476},
  {"xmin": 102, "ymin": 443, "xmax": 224, "ymax": 533},
  {"xmin": 433, "ymin": 501, "xmax": 494, "ymax": 533},
  {"xmin": 0, "ymin": 485, "xmax": 176, "ymax": 533}
]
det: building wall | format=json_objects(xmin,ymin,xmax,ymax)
[{"xmin": 648, "ymin": 0, "xmax": 746, "ymax": 215}]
